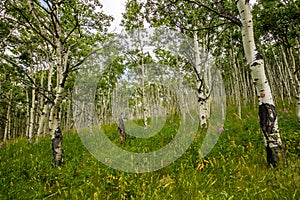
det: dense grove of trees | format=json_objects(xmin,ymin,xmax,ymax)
[{"xmin": 1, "ymin": 0, "xmax": 299, "ymax": 167}]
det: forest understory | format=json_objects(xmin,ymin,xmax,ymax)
[{"xmin": 0, "ymin": 104, "xmax": 299, "ymax": 199}]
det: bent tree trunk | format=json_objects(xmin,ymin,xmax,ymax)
[{"xmin": 237, "ymin": 0, "xmax": 286, "ymax": 167}]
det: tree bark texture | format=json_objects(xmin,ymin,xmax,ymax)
[
  {"xmin": 52, "ymin": 126, "xmax": 63, "ymax": 166},
  {"xmin": 194, "ymin": 32, "xmax": 209, "ymax": 129},
  {"xmin": 118, "ymin": 117, "xmax": 126, "ymax": 144}
]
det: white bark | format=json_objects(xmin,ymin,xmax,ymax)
[
  {"xmin": 49, "ymin": 4, "xmax": 68, "ymax": 166},
  {"xmin": 287, "ymin": 46, "xmax": 300, "ymax": 121},
  {"xmin": 36, "ymin": 70, "xmax": 45, "ymax": 139},
  {"xmin": 49, "ymin": 78, "xmax": 64, "ymax": 166},
  {"xmin": 231, "ymin": 48, "xmax": 241, "ymax": 117},
  {"xmin": 194, "ymin": 32, "xmax": 209, "ymax": 128},
  {"xmin": 237, "ymin": 0, "xmax": 285, "ymax": 166},
  {"xmin": 3, "ymin": 90, "xmax": 12, "ymax": 142},
  {"xmin": 37, "ymin": 108, "xmax": 46, "ymax": 137},
  {"xmin": 25, "ymin": 89, "xmax": 30, "ymax": 138},
  {"xmin": 28, "ymin": 73, "xmax": 36, "ymax": 141},
  {"xmin": 37, "ymin": 51, "xmax": 54, "ymax": 137},
  {"xmin": 66, "ymin": 91, "xmax": 72, "ymax": 130},
  {"xmin": 296, "ymin": 100, "xmax": 300, "ymax": 122},
  {"xmin": 138, "ymin": 29, "xmax": 148, "ymax": 129}
]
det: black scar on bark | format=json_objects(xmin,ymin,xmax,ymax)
[
  {"xmin": 251, "ymin": 62, "xmax": 259, "ymax": 67},
  {"xmin": 255, "ymin": 52, "xmax": 263, "ymax": 60},
  {"xmin": 259, "ymin": 103, "xmax": 276, "ymax": 137},
  {"xmin": 235, "ymin": 0, "xmax": 250, "ymax": 5},
  {"xmin": 259, "ymin": 103, "xmax": 277, "ymax": 166},
  {"xmin": 118, "ymin": 117, "xmax": 126, "ymax": 144},
  {"xmin": 259, "ymin": 103, "xmax": 285, "ymax": 167},
  {"xmin": 52, "ymin": 126, "xmax": 63, "ymax": 166}
]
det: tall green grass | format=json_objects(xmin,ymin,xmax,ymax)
[{"xmin": 0, "ymin": 105, "xmax": 299, "ymax": 199}]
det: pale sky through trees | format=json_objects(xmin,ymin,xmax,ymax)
[{"xmin": 101, "ymin": 0, "xmax": 126, "ymax": 33}]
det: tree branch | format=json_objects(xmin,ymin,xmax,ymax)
[
  {"xmin": 3, "ymin": 57, "xmax": 54, "ymax": 103},
  {"xmin": 183, "ymin": 0, "xmax": 242, "ymax": 27},
  {"xmin": 70, "ymin": 48, "xmax": 103, "ymax": 72},
  {"xmin": 12, "ymin": 5, "xmax": 56, "ymax": 47},
  {"xmin": 63, "ymin": 13, "xmax": 79, "ymax": 45}
]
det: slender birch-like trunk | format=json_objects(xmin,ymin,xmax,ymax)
[
  {"xmin": 118, "ymin": 117, "xmax": 126, "ymax": 144},
  {"xmin": 25, "ymin": 88, "xmax": 30, "ymax": 138},
  {"xmin": 37, "ymin": 53, "xmax": 54, "ymax": 138},
  {"xmin": 290, "ymin": 49, "xmax": 300, "ymax": 121},
  {"xmin": 231, "ymin": 49, "xmax": 241, "ymax": 117},
  {"xmin": 141, "ymin": 56, "xmax": 148, "ymax": 128},
  {"xmin": 237, "ymin": 0, "xmax": 286, "ymax": 167},
  {"xmin": 4, "ymin": 89, "xmax": 12, "ymax": 142},
  {"xmin": 194, "ymin": 32, "xmax": 209, "ymax": 128},
  {"xmin": 66, "ymin": 91, "xmax": 73, "ymax": 130},
  {"xmin": 35, "ymin": 67, "xmax": 46, "ymax": 141},
  {"xmin": 48, "ymin": 4, "xmax": 67, "ymax": 166},
  {"xmin": 138, "ymin": 31, "xmax": 148, "ymax": 128},
  {"xmin": 49, "ymin": 56, "xmax": 65, "ymax": 166},
  {"xmin": 28, "ymin": 72, "xmax": 36, "ymax": 141}
]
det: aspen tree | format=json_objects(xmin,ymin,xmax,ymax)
[{"xmin": 237, "ymin": 0, "xmax": 286, "ymax": 166}]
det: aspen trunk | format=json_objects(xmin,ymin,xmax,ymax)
[
  {"xmin": 49, "ymin": 82, "xmax": 64, "ymax": 166},
  {"xmin": 194, "ymin": 32, "xmax": 209, "ymax": 128},
  {"xmin": 118, "ymin": 117, "xmax": 126, "ymax": 144},
  {"xmin": 231, "ymin": 49, "xmax": 241, "ymax": 117},
  {"xmin": 49, "ymin": 4, "xmax": 67, "ymax": 166},
  {"xmin": 37, "ymin": 97, "xmax": 48, "ymax": 137},
  {"xmin": 296, "ymin": 98, "xmax": 300, "ymax": 122},
  {"xmin": 3, "ymin": 89, "xmax": 12, "ymax": 142},
  {"xmin": 28, "ymin": 72, "xmax": 36, "ymax": 141},
  {"xmin": 37, "ymin": 64, "xmax": 53, "ymax": 139},
  {"xmin": 294, "ymin": 39, "xmax": 300, "ymax": 120},
  {"xmin": 66, "ymin": 91, "xmax": 73, "ymax": 130},
  {"xmin": 237, "ymin": 0, "xmax": 286, "ymax": 167},
  {"xmin": 25, "ymin": 88, "xmax": 30, "ymax": 138},
  {"xmin": 36, "ymin": 70, "xmax": 45, "ymax": 141},
  {"xmin": 141, "ymin": 54, "xmax": 148, "ymax": 128}
]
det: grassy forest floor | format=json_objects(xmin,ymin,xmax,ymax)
[{"xmin": 0, "ymin": 104, "xmax": 299, "ymax": 199}]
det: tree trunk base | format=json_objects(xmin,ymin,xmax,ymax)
[
  {"xmin": 259, "ymin": 103, "xmax": 287, "ymax": 167},
  {"xmin": 118, "ymin": 118, "xmax": 126, "ymax": 144},
  {"xmin": 52, "ymin": 127, "xmax": 63, "ymax": 166},
  {"xmin": 266, "ymin": 146, "xmax": 287, "ymax": 168}
]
